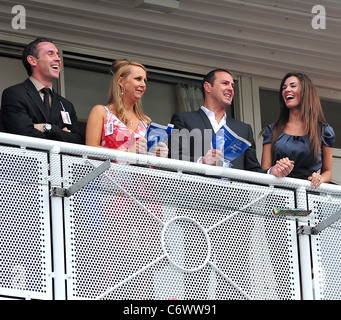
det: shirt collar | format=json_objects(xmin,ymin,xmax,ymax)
[
  {"xmin": 200, "ymin": 105, "xmax": 226, "ymax": 132},
  {"xmin": 29, "ymin": 76, "xmax": 53, "ymax": 92},
  {"xmin": 201, "ymin": 105, "xmax": 226, "ymax": 120}
]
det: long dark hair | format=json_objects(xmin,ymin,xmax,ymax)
[{"xmin": 271, "ymin": 72, "xmax": 326, "ymax": 162}]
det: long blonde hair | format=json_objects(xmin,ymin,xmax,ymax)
[
  {"xmin": 271, "ymin": 72, "xmax": 327, "ymax": 162},
  {"xmin": 107, "ymin": 59, "xmax": 151, "ymax": 126}
]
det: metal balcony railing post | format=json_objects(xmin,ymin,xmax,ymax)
[
  {"xmin": 49, "ymin": 147, "xmax": 67, "ymax": 300},
  {"xmin": 296, "ymin": 186, "xmax": 314, "ymax": 300}
]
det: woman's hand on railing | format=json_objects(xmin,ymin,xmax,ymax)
[
  {"xmin": 128, "ymin": 137, "xmax": 148, "ymax": 154},
  {"xmin": 308, "ymin": 172, "xmax": 323, "ymax": 188}
]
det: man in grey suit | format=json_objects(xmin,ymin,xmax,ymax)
[
  {"xmin": 1, "ymin": 37, "xmax": 84, "ymax": 144},
  {"xmin": 169, "ymin": 69, "xmax": 293, "ymax": 176}
]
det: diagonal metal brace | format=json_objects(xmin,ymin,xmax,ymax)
[
  {"xmin": 297, "ymin": 209, "xmax": 341, "ymax": 235},
  {"xmin": 51, "ymin": 160, "xmax": 111, "ymax": 197}
]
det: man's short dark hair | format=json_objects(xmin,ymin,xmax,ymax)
[
  {"xmin": 22, "ymin": 37, "xmax": 54, "ymax": 76},
  {"xmin": 201, "ymin": 68, "xmax": 232, "ymax": 98}
]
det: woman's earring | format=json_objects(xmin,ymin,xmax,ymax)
[{"xmin": 120, "ymin": 87, "xmax": 125, "ymax": 95}]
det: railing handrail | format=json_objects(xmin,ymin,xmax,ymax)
[{"xmin": 1, "ymin": 132, "xmax": 340, "ymax": 194}]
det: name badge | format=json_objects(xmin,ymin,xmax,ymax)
[
  {"xmin": 61, "ymin": 111, "xmax": 72, "ymax": 125},
  {"xmin": 104, "ymin": 122, "xmax": 114, "ymax": 136}
]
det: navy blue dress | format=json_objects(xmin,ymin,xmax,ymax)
[{"xmin": 262, "ymin": 124, "xmax": 335, "ymax": 180}]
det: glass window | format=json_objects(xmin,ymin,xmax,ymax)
[
  {"xmin": 62, "ymin": 55, "xmax": 216, "ymax": 137},
  {"xmin": 259, "ymin": 89, "xmax": 279, "ymax": 130},
  {"xmin": 0, "ymin": 54, "xmax": 27, "ymax": 132},
  {"xmin": 63, "ymin": 66, "xmax": 110, "ymax": 122},
  {"xmin": 320, "ymin": 98, "xmax": 341, "ymax": 149},
  {"xmin": 63, "ymin": 63, "xmax": 182, "ymax": 136},
  {"xmin": 0, "ymin": 56, "xmax": 27, "ymax": 94}
]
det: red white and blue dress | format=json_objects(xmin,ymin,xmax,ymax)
[{"xmin": 101, "ymin": 106, "xmax": 147, "ymax": 150}]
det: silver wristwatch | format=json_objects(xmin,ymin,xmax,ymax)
[{"xmin": 43, "ymin": 123, "xmax": 52, "ymax": 133}]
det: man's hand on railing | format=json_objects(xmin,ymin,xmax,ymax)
[
  {"xmin": 269, "ymin": 157, "xmax": 294, "ymax": 177},
  {"xmin": 202, "ymin": 149, "xmax": 223, "ymax": 166}
]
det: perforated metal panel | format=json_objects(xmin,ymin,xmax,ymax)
[
  {"xmin": 1, "ymin": 135, "xmax": 341, "ymax": 300},
  {"xmin": 309, "ymin": 193, "xmax": 341, "ymax": 300},
  {"xmin": 0, "ymin": 146, "xmax": 52, "ymax": 300},
  {"xmin": 63, "ymin": 156, "xmax": 301, "ymax": 300}
]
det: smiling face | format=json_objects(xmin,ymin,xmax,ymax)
[
  {"xmin": 205, "ymin": 71, "xmax": 234, "ymax": 109},
  {"xmin": 28, "ymin": 42, "xmax": 61, "ymax": 86},
  {"xmin": 282, "ymin": 76, "xmax": 302, "ymax": 109},
  {"xmin": 119, "ymin": 65, "xmax": 147, "ymax": 105}
]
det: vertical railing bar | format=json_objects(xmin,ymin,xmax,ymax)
[
  {"xmin": 296, "ymin": 186, "xmax": 314, "ymax": 300},
  {"xmin": 49, "ymin": 147, "xmax": 67, "ymax": 300}
]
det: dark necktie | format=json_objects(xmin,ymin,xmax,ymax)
[{"xmin": 41, "ymin": 87, "xmax": 51, "ymax": 117}]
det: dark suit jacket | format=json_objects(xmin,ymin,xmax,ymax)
[
  {"xmin": 169, "ymin": 108, "xmax": 264, "ymax": 172},
  {"xmin": 1, "ymin": 78, "xmax": 84, "ymax": 144}
]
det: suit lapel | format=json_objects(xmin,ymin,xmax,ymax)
[
  {"xmin": 197, "ymin": 109, "xmax": 215, "ymax": 153},
  {"xmin": 24, "ymin": 79, "xmax": 50, "ymax": 122},
  {"xmin": 225, "ymin": 118, "xmax": 240, "ymax": 135},
  {"xmin": 225, "ymin": 117, "xmax": 233, "ymax": 129},
  {"xmin": 197, "ymin": 108, "xmax": 214, "ymax": 131}
]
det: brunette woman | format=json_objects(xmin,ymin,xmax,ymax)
[{"xmin": 261, "ymin": 72, "xmax": 335, "ymax": 188}]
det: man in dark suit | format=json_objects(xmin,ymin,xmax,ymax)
[
  {"xmin": 169, "ymin": 69, "xmax": 293, "ymax": 176},
  {"xmin": 1, "ymin": 37, "xmax": 84, "ymax": 144}
]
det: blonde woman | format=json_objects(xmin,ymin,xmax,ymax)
[
  {"xmin": 261, "ymin": 72, "xmax": 335, "ymax": 188},
  {"xmin": 86, "ymin": 59, "xmax": 167, "ymax": 157}
]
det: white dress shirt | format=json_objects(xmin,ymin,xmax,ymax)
[
  {"xmin": 200, "ymin": 105, "xmax": 226, "ymax": 133},
  {"xmin": 29, "ymin": 76, "xmax": 53, "ymax": 104},
  {"xmin": 198, "ymin": 106, "xmax": 231, "ymax": 168}
]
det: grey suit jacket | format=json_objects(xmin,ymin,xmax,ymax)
[
  {"xmin": 169, "ymin": 108, "xmax": 263, "ymax": 172},
  {"xmin": 1, "ymin": 78, "xmax": 84, "ymax": 144}
]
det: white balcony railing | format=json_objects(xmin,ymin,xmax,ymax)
[{"xmin": 0, "ymin": 132, "xmax": 340, "ymax": 300}]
